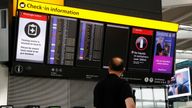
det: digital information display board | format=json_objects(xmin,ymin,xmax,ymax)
[
  {"xmin": 128, "ymin": 28, "xmax": 154, "ymax": 73},
  {"xmin": 103, "ymin": 24, "xmax": 129, "ymax": 68},
  {"xmin": 12, "ymin": 0, "xmax": 178, "ymax": 84},
  {"xmin": 16, "ymin": 11, "xmax": 47, "ymax": 63},
  {"xmin": 47, "ymin": 16, "xmax": 77, "ymax": 66},
  {"xmin": 152, "ymin": 31, "xmax": 176, "ymax": 74},
  {"xmin": 77, "ymin": 20, "xmax": 104, "ymax": 67}
]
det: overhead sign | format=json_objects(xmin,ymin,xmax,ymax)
[
  {"xmin": 17, "ymin": 0, "xmax": 179, "ymax": 32},
  {"xmin": 13, "ymin": 0, "xmax": 64, "ymax": 16},
  {"xmin": 16, "ymin": 11, "xmax": 47, "ymax": 63},
  {"xmin": 28, "ymin": 0, "xmax": 64, "ymax": 4}
]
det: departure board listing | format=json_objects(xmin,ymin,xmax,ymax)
[
  {"xmin": 47, "ymin": 16, "xmax": 77, "ymax": 66},
  {"xmin": 16, "ymin": 11, "xmax": 47, "ymax": 63},
  {"xmin": 152, "ymin": 31, "xmax": 176, "ymax": 74},
  {"xmin": 128, "ymin": 28, "xmax": 153, "ymax": 72},
  {"xmin": 78, "ymin": 21, "xmax": 104, "ymax": 62}
]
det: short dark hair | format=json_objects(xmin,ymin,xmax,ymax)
[{"xmin": 109, "ymin": 57, "xmax": 124, "ymax": 71}]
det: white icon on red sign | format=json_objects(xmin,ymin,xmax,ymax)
[{"xmin": 135, "ymin": 36, "xmax": 148, "ymax": 51}]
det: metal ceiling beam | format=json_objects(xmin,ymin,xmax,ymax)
[
  {"xmin": 184, "ymin": 47, "xmax": 192, "ymax": 50},
  {"xmin": 176, "ymin": 39, "xmax": 192, "ymax": 46},
  {"xmin": 176, "ymin": 51, "xmax": 192, "ymax": 59},
  {"xmin": 172, "ymin": 12, "xmax": 192, "ymax": 22},
  {"xmin": 162, "ymin": 0, "xmax": 192, "ymax": 8},
  {"xmin": 162, "ymin": 7, "xmax": 172, "ymax": 13},
  {"xmin": 180, "ymin": 20, "xmax": 192, "ymax": 25},
  {"xmin": 177, "ymin": 30, "xmax": 192, "ymax": 39}
]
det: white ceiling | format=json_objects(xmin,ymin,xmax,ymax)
[
  {"xmin": 162, "ymin": 0, "xmax": 192, "ymax": 26},
  {"xmin": 162, "ymin": 0, "xmax": 192, "ymax": 60}
]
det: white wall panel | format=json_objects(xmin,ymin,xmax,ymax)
[{"xmin": 0, "ymin": 64, "xmax": 8, "ymax": 105}]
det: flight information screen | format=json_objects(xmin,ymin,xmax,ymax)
[
  {"xmin": 47, "ymin": 16, "xmax": 77, "ymax": 66},
  {"xmin": 77, "ymin": 20, "xmax": 104, "ymax": 67},
  {"xmin": 103, "ymin": 24, "xmax": 129, "ymax": 68}
]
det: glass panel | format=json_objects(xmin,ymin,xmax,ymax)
[
  {"xmin": 143, "ymin": 102, "xmax": 154, "ymax": 108},
  {"xmin": 134, "ymin": 88, "xmax": 142, "ymax": 99},
  {"xmin": 154, "ymin": 88, "xmax": 165, "ymax": 101},
  {"xmin": 156, "ymin": 102, "xmax": 166, "ymax": 108},
  {"xmin": 136, "ymin": 101, "xmax": 143, "ymax": 108},
  {"xmin": 142, "ymin": 88, "xmax": 153, "ymax": 100}
]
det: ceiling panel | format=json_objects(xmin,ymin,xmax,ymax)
[
  {"xmin": 162, "ymin": 2, "xmax": 192, "ymax": 53},
  {"xmin": 163, "ymin": 6, "xmax": 192, "ymax": 25},
  {"xmin": 176, "ymin": 39, "xmax": 192, "ymax": 50}
]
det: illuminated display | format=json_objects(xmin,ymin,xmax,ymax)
[
  {"xmin": 13, "ymin": 0, "xmax": 64, "ymax": 16},
  {"xmin": 17, "ymin": 0, "xmax": 179, "ymax": 32},
  {"xmin": 152, "ymin": 31, "xmax": 176, "ymax": 74},
  {"xmin": 168, "ymin": 68, "xmax": 191, "ymax": 99},
  {"xmin": 78, "ymin": 21, "xmax": 103, "ymax": 61},
  {"xmin": 128, "ymin": 28, "xmax": 154, "ymax": 73},
  {"xmin": 47, "ymin": 16, "xmax": 77, "ymax": 66},
  {"xmin": 11, "ymin": 0, "xmax": 178, "ymax": 84},
  {"xmin": 77, "ymin": 21, "xmax": 104, "ymax": 67},
  {"xmin": 16, "ymin": 11, "xmax": 47, "ymax": 63}
]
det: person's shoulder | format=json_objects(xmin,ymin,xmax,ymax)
[
  {"xmin": 121, "ymin": 79, "xmax": 132, "ymax": 88},
  {"xmin": 117, "ymin": 78, "xmax": 130, "ymax": 86},
  {"xmin": 95, "ymin": 78, "xmax": 105, "ymax": 87},
  {"xmin": 119, "ymin": 78, "xmax": 129, "ymax": 83},
  {"xmin": 94, "ymin": 80, "xmax": 103, "ymax": 92}
]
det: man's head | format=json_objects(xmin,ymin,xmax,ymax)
[{"xmin": 109, "ymin": 57, "xmax": 124, "ymax": 73}]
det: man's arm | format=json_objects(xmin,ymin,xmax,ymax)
[{"xmin": 125, "ymin": 97, "xmax": 136, "ymax": 108}]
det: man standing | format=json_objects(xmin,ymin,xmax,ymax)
[{"xmin": 94, "ymin": 57, "xmax": 136, "ymax": 108}]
